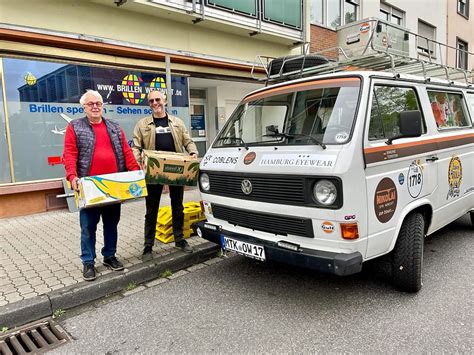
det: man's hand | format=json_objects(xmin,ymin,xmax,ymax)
[
  {"xmin": 71, "ymin": 177, "xmax": 81, "ymax": 192},
  {"xmin": 190, "ymin": 153, "xmax": 198, "ymax": 160}
]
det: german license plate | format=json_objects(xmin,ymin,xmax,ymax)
[{"xmin": 222, "ymin": 236, "xmax": 266, "ymax": 261}]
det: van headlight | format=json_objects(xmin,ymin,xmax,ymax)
[
  {"xmin": 199, "ymin": 173, "xmax": 210, "ymax": 192},
  {"xmin": 313, "ymin": 179, "xmax": 337, "ymax": 205}
]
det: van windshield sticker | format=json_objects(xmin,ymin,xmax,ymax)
[
  {"xmin": 259, "ymin": 154, "xmax": 336, "ymax": 167},
  {"xmin": 200, "ymin": 152, "xmax": 242, "ymax": 170}
]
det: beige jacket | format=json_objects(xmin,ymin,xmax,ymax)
[{"xmin": 132, "ymin": 114, "xmax": 198, "ymax": 164}]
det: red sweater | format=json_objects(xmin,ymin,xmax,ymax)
[{"xmin": 63, "ymin": 120, "xmax": 139, "ymax": 182}]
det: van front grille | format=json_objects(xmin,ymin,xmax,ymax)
[
  {"xmin": 206, "ymin": 172, "xmax": 306, "ymax": 205},
  {"xmin": 212, "ymin": 204, "xmax": 314, "ymax": 238}
]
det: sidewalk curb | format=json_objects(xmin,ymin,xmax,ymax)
[{"xmin": 0, "ymin": 242, "xmax": 220, "ymax": 328}]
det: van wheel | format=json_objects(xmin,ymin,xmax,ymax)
[
  {"xmin": 391, "ymin": 212, "xmax": 424, "ymax": 292},
  {"xmin": 470, "ymin": 211, "xmax": 474, "ymax": 226}
]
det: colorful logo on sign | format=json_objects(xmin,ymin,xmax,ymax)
[
  {"xmin": 150, "ymin": 77, "xmax": 167, "ymax": 99},
  {"xmin": 447, "ymin": 156, "xmax": 462, "ymax": 199},
  {"xmin": 374, "ymin": 177, "xmax": 397, "ymax": 223},
  {"xmin": 121, "ymin": 74, "xmax": 146, "ymax": 104},
  {"xmin": 24, "ymin": 72, "xmax": 37, "ymax": 86}
]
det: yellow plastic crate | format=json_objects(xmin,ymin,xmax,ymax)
[
  {"xmin": 157, "ymin": 201, "xmax": 204, "ymax": 225},
  {"xmin": 155, "ymin": 228, "xmax": 192, "ymax": 243}
]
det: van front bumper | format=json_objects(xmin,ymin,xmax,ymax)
[{"xmin": 194, "ymin": 221, "xmax": 363, "ymax": 276}]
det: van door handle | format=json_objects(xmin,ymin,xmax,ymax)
[{"xmin": 426, "ymin": 156, "xmax": 439, "ymax": 162}]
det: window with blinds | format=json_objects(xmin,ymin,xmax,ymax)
[{"xmin": 417, "ymin": 20, "xmax": 436, "ymax": 57}]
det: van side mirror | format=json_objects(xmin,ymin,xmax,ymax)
[{"xmin": 386, "ymin": 110, "xmax": 423, "ymax": 145}]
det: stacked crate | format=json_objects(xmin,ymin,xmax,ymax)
[{"xmin": 155, "ymin": 201, "xmax": 206, "ymax": 243}]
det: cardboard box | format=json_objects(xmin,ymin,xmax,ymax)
[
  {"xmin": 142, "ymin": 150, "xmax": 199, "ymax": 186},
  {"xmin": 75, "ymin": 170, "xmax": 148, "ymax": 209}
]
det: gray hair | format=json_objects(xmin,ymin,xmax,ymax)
[
  {"xmin": 147, "ymin": 89, "xmax": 167, "ymax": 101},
  {"xmin": 80, "ymin": 90, "xmax": 103, "ymax": 105}
]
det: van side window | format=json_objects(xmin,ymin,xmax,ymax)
[
  {"xmin": 427, "ymin": 91, "xmax": 471, "ymax": 129},
  {"xmin": 467, "ymin": 93, "xmax": 474, "ymax": 116},
  {"xmin": 369, "ymin": 86, "xmax": 424, "ymax": 141}
]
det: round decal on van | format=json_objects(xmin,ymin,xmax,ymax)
[
  {"xmin": 374, "ymin": 177, "xmax": 398, "ymax": 223},
  {"xmin": 447, "ymin": 156, "xmax": 462, "ymax": 199},
  {"xmin": 407, "ymin": 162, "xmax": 423, "ymax": 198},
  {"xmin": 335, "ymin": 132, "xmax": 349, "ymax": 143},
  {"xmin": 321, "ymin": 221, "xmax": 335, "ymax": 233},
  {"xmin": 243, "ymin": 152, "xmax": 256, "ymax": 165}
]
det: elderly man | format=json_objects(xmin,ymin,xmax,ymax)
[
  {"xmin": 133, "ymin": 90, "xmax": 198, "ymax": 261},
  {"xmin": 63, "ymin": 90, "xmax": 140, "ymax": 281}
]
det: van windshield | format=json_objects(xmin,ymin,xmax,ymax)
[{"xmin": 214, "ymin": 78, "xmax": 361, "ymax": 148}]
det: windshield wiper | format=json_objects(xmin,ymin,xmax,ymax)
[
  {"xmin": 263, "ymin": 132, "xmax": 326, "ymax": 149},
  {"xmin": 216, "ymin": 137, "xmax": 248, "ymax": 150}
]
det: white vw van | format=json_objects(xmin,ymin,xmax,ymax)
[{"xmin": 195, "ymin": 58, "xmax": 473, "ymax": 292}]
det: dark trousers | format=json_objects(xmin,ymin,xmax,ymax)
[
  {"xmin": 144, "ymin": 184, "xmax": 184, "ymax": 247},
  {"xmin": 79, "ymin": 203, "xmax": 121, "ymax": 265}
]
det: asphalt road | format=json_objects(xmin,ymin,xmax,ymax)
[{"xmin": 54, "ymin": 214, "xmax": 472, "ymax": 353}]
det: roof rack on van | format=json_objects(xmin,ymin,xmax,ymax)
[{"xmin": 251, "ymin": 18, "xmax": 473, "ymax": 87}]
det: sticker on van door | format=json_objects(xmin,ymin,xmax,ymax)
[
  {"xmin": 447, "ymin": 156, "xmax": 462, "ymax": 199},
  {"xmin": 374, "ymin": 178, "xmax": 398, "ymax": 223},
  {"xmin": 407, "ymin": 161, "xmax": 423, "ymax": 198}
]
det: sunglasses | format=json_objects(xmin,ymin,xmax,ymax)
[
  {"xmin": 85, "ymin": 102, "xmax": 103, "ymax": 108},
  {"xmin": 148, "ymin": 98, "xmax": 163, "ymax": 104}
]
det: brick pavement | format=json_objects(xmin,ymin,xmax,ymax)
[{"xmin": 0, "ymin": 188, "xmax": 206, "ymax": 307}]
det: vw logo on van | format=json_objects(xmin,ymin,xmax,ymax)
[{"xmin": 241, "ymin": 179, "xmax": 253, "ymax": 195}]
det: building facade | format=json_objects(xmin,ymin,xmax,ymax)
[
  {"xmin": 0, "ymin": 0, "xmax": 307, "ymax": 217},
  {"xmin": 310, "ymin": 0, "xmax": 473, "ymax": 69}
]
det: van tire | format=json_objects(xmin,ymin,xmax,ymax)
[
  {"xmin": 268, "ymin": 54, "xmax": 328, "ymax": 76},
  {"xmin": 391, "ymin": 212, "xmax": 424, "ymax": 292},
  {"xmin": 470, "ymin": 211, "xmax": 474, "ymax": 226}
]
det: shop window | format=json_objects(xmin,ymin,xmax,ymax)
[
  {"xmin": 310, "ymin": 0, "xmax": 359, "ymax": 30},
  {"xmin": 2, "ymin": 57, "xmax": 190, "ymax": 183},
  {"xmin": 0, "ymin": 74, "xmax": 11, "ymax": 183},
  {"xmin": 456, "ymin": 38, "xmax": 469, "ymax": 70},
  {"xmin": 427, "ymin": 91, "xmax": 471, "ymax": 129},
  {"xmin": 263, "ymin": 0, "xmax": 302, "ymax": 29},
  {"xmin": 417, "ymin": 20, "xmax": 436, "ymax": 57},
  {"xmin": 369, "ymin": 86, "xmax": 425, "ymax": 141},
  {"xmin": 458, "ymin": 0, "xmax": 470, "ymax": 18}
]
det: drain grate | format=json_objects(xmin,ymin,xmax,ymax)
[{"xmin": 0, "ymin": 318, "xmax": 70, "ymax": 354}]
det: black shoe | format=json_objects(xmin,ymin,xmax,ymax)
[
  {"xmin": 142, "ymin": 246, "xmax": 153, "ymax": 262},
  {"xmin": 174, "ymin": 240, "xmax": 193, "ymax": 253},
  {"xmin": 103, "ymin": 257, "xmax": 124, "ymax": 271},
  {"xmin": 83, "ymin": 264, "xmax": 96, "ymax": 281}
]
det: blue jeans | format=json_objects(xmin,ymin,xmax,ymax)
[{"xmin": 79, "ymin": 203, "xmax": 121, "ymax": 265}]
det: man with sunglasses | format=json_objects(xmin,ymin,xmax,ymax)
[
  {"xmin": 63, "ymin": 90, "xmax": 140, "ymax": 281},
  {"xmin": 132, "ymin": 90, "xmax": 198, "ymax": 261}
]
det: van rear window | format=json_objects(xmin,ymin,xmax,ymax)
[{"xmin": 428, "ymin": 91, "xmax": 471, "ymax": 129}]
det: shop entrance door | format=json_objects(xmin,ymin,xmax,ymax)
[{"xmin": 190, "ymin": 97, "xmax": 208, "ymax": 157}]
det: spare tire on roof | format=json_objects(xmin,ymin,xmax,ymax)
[{"xmin": 268, "ymin": 54, "xmax": 329, "ymax": 76}]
